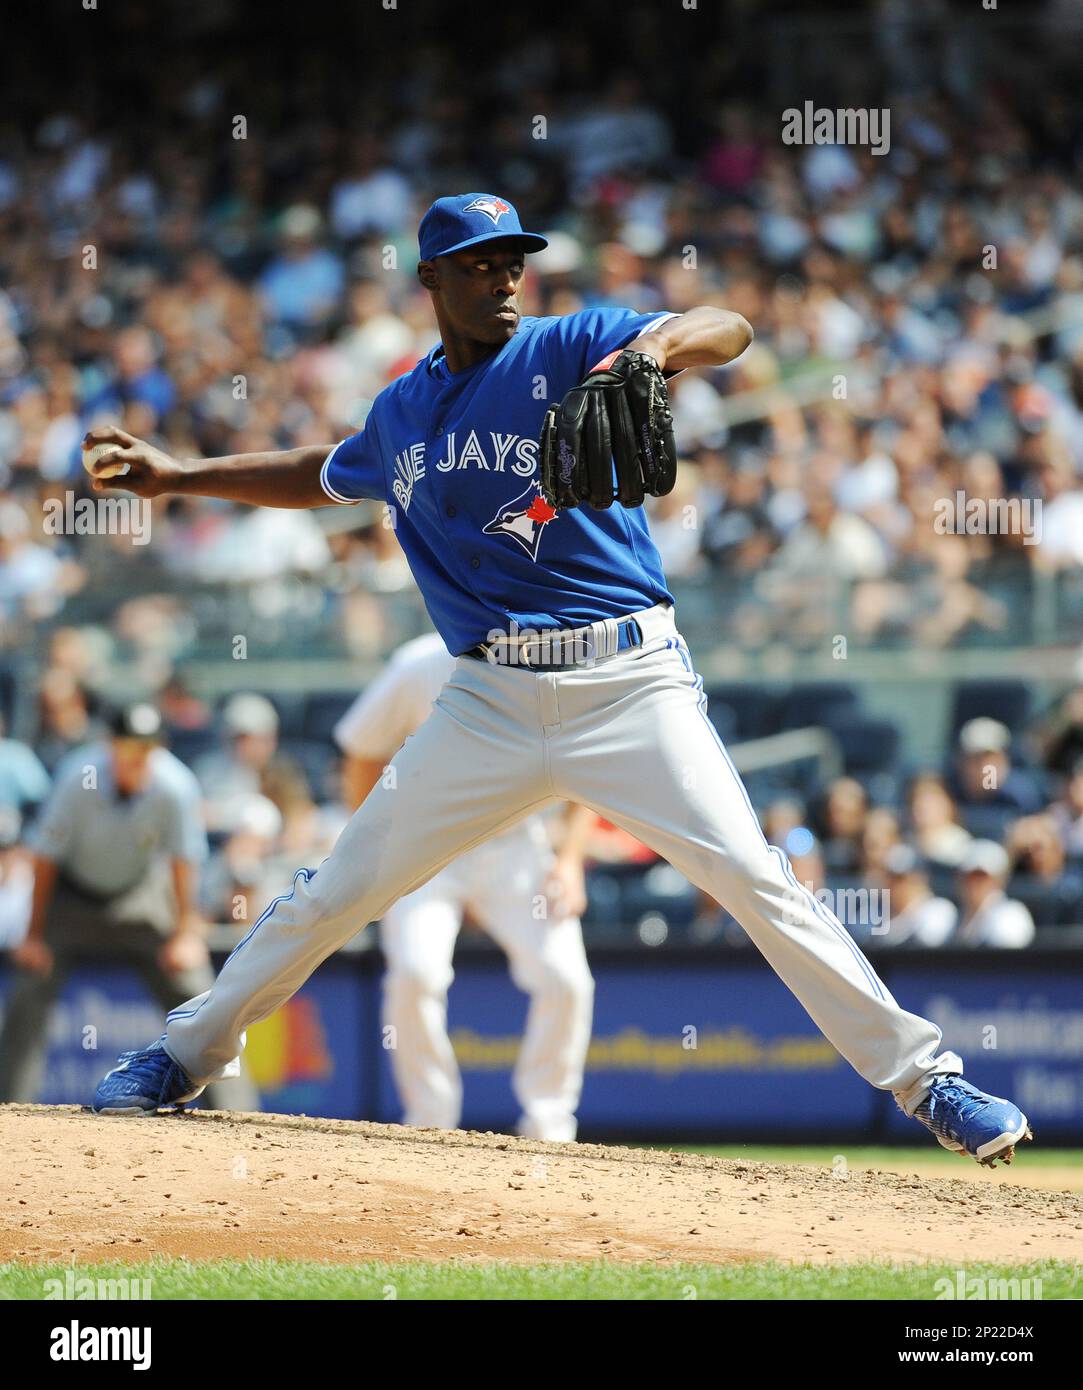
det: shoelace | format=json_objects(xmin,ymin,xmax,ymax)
[
  {"xmin": 109, "ymin": 1044, "xmax": 176, "ymax": 1096},
  {"xmin": 918, "ymin": 1079, "xmax": 988, "ymax": 1139}
]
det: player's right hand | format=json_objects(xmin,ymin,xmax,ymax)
[
  {"xmin": 13, "ymin": 938, "xmax": 54, "ymax": 976},
  {"xmin": 82, "ymin": 426, "xmax": 188, "ymax": 499}
]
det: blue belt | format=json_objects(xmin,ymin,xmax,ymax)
[{"xmin": 466, "ymin": 616, "xmax": 644, "ymax": 670}]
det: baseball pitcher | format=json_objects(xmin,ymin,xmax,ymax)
[
  {"xmin": 90, "ymin": 193, "xmax": 1031, "ymax": 1166},
  {"xmin": 336, "ymin": 631, "xmax": 594, "ymax": 1141}
]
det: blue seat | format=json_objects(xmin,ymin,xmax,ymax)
[
  {"xmin": 0, "ymin": 664, "xmax": 15, "ymax": 729},
  {"xmin": 701, "ymin": 684, "xmax": 780, "ymax": 741},
  {"xmin": 958, "ymin": 802, "xmax": 1019, "ymax": 842},
  {"xmin": 926, "ymin": 862, "xmax": 961, "ymax": 904},
  {"xmin": 622, "ymin": 864, "xmax": 699, "ymax": 931},
  {"xmin": 166, "ymin": 725, "xmax": 220, "ymax": 770},
  {"xmin": 778, "ymin": 682, "xmax": 860, "ymax": 732},
  {"xmin": 582, "ymin": 868, "xmax": 625, "ymax": 935},
  {"xmin": 267, "ymin": 693, "xmax": 307, "ymax": 739},
  {"xmin": 834, "ymin": 718, "xmax": 900, "ymax": 775},
  {"xmin": 280, "ymin": 737, "xmax": 340, "ymax": 801},
  {"xmin": 1008, "ymin": 872, "xmax": 1083, "ymax": 929},
  {"xmin": 950, "ymin": 680, "xmax": 1032, "ymax": 740},
  {"xmin": 303, "ymin": 691, "xmax": 358, "ymax": 743}
]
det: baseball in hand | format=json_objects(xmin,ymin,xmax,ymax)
[{"xmin": 82, "ymin": 442, "xmax": 129, "ymax": 479}]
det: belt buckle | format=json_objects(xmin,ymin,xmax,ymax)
[{"xmin": 523, "ymin": 624, "xmax": 594, "ymax": 669}]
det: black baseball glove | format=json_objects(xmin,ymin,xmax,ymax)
[{"xmin": 538, "ymin": 349, "xmax": 678, "ymax": 510}]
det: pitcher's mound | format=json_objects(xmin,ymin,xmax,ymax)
[{"xmin": 3, "ymin": 1105, "xmax": 1081, "ymax": 1266}]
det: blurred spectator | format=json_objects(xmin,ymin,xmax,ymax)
[
  {"xmin": 761, "ymin": 798, "xmax": 807, "ymax": 848},
  {"xmin": 906, "ymin": 772, "xmax": 972, "ymax": 868},
  {"xmin": 81, "ymin": 326, "xmax": 176, "ymax": 427},
  {"xmin": 191, "ymin": 506, "xmax": 333, "ymax": 584},
  {"xmin": 34, "ymin": 667, "xmax": 102, "ymax": 772},
  {"xmin": 259, "ymin": 205, "xmax": 345, "ymax": 336},
  {"xmin": 0, "ymin": 499, "xmax": 80, "ymax": 624},
  {"xmin": 1036, "ymin": 662, "xmax": 1083, "ymax": 776},
  {"xmin": 195, "ymin": 693, "xmax": 310, "ymax": 830},
  {"xmin": 879, "ymin": 844, "xmax": 958, "ymax": 948},
  {"xmin": 158, "ymin": 673, "xmax": 213, "ymax": 734},
  {"xmin": 699, "ymin": 454, "xmax": 779, "ymax": 574},
  {"xmin": 1006, "ymin": 813, "xmax": 1083, "ymax": 927},
  {"xmin": 0, "ymin": 806, "xmax": 32, "ymax": 949},
  {"xmin": 644, "ymin": 471, "xmax": 704, "ymax": 578},
  {"xmin": 0, "ymin": 713, "xmax": 50, "ymax": 812},
  {"xmin": 955, "ymin": 840, "xmax": 1036, "ymax": 948},
  {"xmin": 859, "ymin": 807, "xmax": 902, "ymax": 880},
  {"xmin": 559, "ymin": 74, "xmax": 672, "ymax": 191},
  {"xmin": 1031, "ymin": 450, "xmax": 1083, "ymax": 572},
  {"xmin": 773, "ymin": 825, "xmax": 826, "ymax": 898},
  {"xmin": 950, "ymin": 718, "xmax": 1045, "ymax": 836},
  {"xmin": 815, "ymin": 777, "xmax": 868, "ymax": 875},
  {"xmin": 201, "ymin": 792, "xmax": 286, "ymax": 927},
  {"xmin": 1048, "ymin": 756, "xmax": 1083, "ymax": 857},
  {"xmin": 329, "ymin": 136, "xmax": 412, "ymax": 241}
]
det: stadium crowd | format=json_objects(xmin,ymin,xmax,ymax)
[{"xmin": 3, "ymin": 5, "xmax": 1083, "ymax": 956}]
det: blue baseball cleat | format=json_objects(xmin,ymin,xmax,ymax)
[
  {"xmin": 93, "ymin": 1037, "xmax": 204, "ymax": 1115},
  {"xmin": 912, "ymin": 1075, "xmax": 1032, "ymax": 1167}
]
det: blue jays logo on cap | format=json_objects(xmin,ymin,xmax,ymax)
[
  {"xmin": 418, "ymin": 193, "xmax": 549, "ymax": 261},
  {"xmin": 462, "ymin": 196, "xmax": 511, "ymax": 224}
]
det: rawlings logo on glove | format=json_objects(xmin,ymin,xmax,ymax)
[{"xmin": 538, "ymin": 349, "xmax": 678, "ymax": 511}]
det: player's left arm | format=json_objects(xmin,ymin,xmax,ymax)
[
  {"xmin": 160, "ymin": 857, "xmax": 210, "ymax": 973},
  {"xmin": 539, "ymin": 306, "xmax": 754, "ymax": 510},
  {"xmin": 341, "ymin": 756, "xmax": 388, "ymax": 811},
  {"xmin": 625, "ymin": 305, "xmax": 753, "ymax": 373},
  {"xmin": 544, "ymin": 803, "xmax": 595, "ymax": 919}
]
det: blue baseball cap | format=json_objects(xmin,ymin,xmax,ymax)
[{"xmin": 418, "ymin": 193, "xmax": 548, "ymax": 261}]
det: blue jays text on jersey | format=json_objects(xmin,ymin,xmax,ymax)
[{"xmin": 320, "ymin": 306, "xmax": 677, "ymax": 655}]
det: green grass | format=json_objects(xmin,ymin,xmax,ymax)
[{"xmin": 1, "ymin": 1257, "xmax": 1079, "ymax": 1300}]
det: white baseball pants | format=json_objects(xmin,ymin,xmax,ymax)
[
  {"xmin": 165, "ymin": 601, "xmax": 961, "ymax": 1116},
  {"xmin": 380, "ymin": 817, "xmax": 593, "ymax": 1141}
]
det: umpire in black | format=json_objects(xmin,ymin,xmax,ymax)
[{"xmin": 0, "ymin": 702, "xmax": 256, "ymax": 1108}]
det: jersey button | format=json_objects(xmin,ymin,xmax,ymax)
[
  {"xmin": 446, "ymin": 505, "xmax": 457, "ymax": 518},
  {"xmin": 470, "ymin": 556, "xmax": 480, "ymax": 569}
]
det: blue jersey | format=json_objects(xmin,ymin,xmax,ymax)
[{"xmin": 321, "ymin": 306, "xmax": 677, "ymax": 655}]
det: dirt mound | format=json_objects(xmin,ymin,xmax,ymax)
[{"xmin": 2, "ymin": 1105, "xmax": 1081, "ymax": 1266}]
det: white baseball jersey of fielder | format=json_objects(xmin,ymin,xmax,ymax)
[
  {"xmin": 333, "ymin": 632, "xmax": 593, "ymax": 1141},
  {"xmin": 164, "ymin": 304, "xmax": 965, "ymax": 1122}
]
